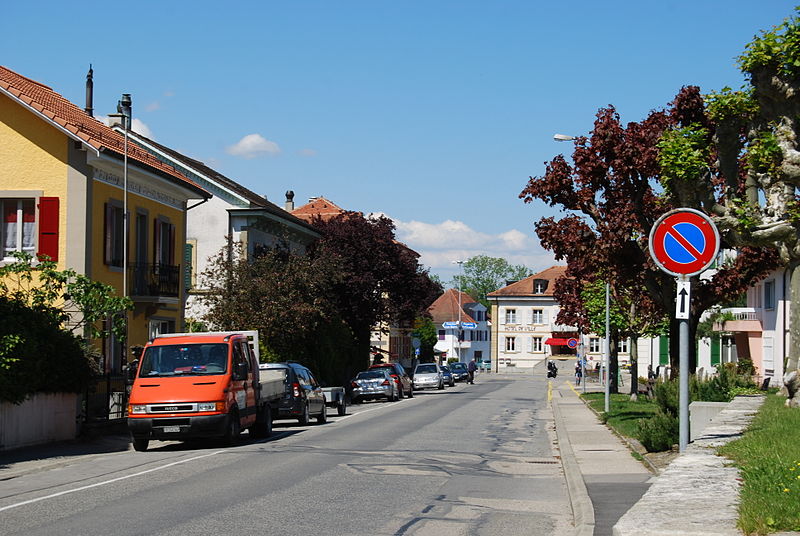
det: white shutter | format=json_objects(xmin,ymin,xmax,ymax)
[
  {"xmin": 527, "ymin": 336, "xmax": 533, "ymax": 352},
  {"xmin": 542, "ymin": 310, "xmax": 549, "ymax": 325}
]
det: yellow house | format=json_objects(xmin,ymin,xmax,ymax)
[{"xmin": 0, "ymin": 65, "xmax": 210, "ymax": 377}]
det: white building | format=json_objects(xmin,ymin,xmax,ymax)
[
  {"xmin": 124, "ymin": 133, "xmax": 320, "ymax": 325},
  {"xmin": 427, "ymin": 289, "xmax": 490, "ymax": 364}
]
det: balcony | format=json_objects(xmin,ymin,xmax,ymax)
[
  {"xmin": 130, "ymin": 263, "xmax": 180, "ymax": 302},
  {"xmin": 712, "ymin": 308, "xmax": 762, "ymax": 333}
]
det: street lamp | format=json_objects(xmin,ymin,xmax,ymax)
[
  {"xmin": 554, "ymin": 132, "xmax": 610, "ymax": 412},
  {"xmin": 452, "ymin": 260, "xmax": 464, "ymax": 363}
]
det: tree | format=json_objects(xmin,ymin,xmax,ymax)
[
  {"xmin": 653, "ymin": 10, "xmax": 800, "ymax": 406},
  {"xmin": 452, "ymin": 255, "xmax": 531, "ymax": 308},
  {"xmin": 412, "ymin": 316, "xmax": 438, "ymax": 363},
  {"xmin": 311, "ymin": 212, "xmax": 442, "ymax": 372},
  {"xmin": 520, "ymin": 91, "xmax": 780, "ymax": 387}
]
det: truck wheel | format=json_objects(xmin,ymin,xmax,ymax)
[
  {"xmin": 132, "ymin": 435, "xmax": 149, "ymax": 452},
  {"xmin": 297, "ymin": 403, "xmax": 310, "ymax": 425},
  {"xmin": 316, "ymin": 402, "xmax": 327, "ymax": 424},
  {"xmin": 337, "ymin": 399, "xmax": 347, "ymax": 416},
  {"xmin": 224, "ymin": 411, "xmax": 241, "ymax": 446}
]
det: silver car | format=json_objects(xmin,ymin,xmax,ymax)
[
  {"xmin": 413, "ymin": 363, "xmax": 444, "ymax": 390},
  {"xmin": 351, "ymin": 369, "xmax": 399, "ymax": 403}
]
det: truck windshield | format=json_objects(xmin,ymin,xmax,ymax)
[{"xmin": 139, "ymin": 344, "xmax": 228, "ymax": 377}]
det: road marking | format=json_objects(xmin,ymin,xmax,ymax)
[
  {"xmin": 0, "ymin": 449, "xmax": 226, "ymax": 513},
  {"xmin": 547, "ymin": 380, "xmax": 552, "ymax": 402},
  {"xmin": 567, "ymin": 382, "xmax": 580, "ymax": 397}
]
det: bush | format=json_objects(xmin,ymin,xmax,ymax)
[
  {"xmin": 637, "ymin": 409, "xmax": 678, "ymax": 452},
  {"xmin": 653, "ymin": 378, "xmax": 679, "ymax": 416},
  {"xmin": 0, "ymin": 297, "xmax": 97, "ymax": 404}
]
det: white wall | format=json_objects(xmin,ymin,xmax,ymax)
[{"xmin": 0, "ymin": 393, "xmax": 79, "ymax": 450}]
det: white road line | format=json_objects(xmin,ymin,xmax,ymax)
[{"xmin": 0, "ymin": 449, "xmax": 226, "ymax": 513}]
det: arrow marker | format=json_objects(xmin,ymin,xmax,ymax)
[{"xmin": 676, "ymin": 280, "xmax": 691, "ymax": 319}]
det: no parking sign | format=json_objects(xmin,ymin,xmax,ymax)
[{"xmin": 649, "ymin": 208, "xmax": 719, "ymax": 277}]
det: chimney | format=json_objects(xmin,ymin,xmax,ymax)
[
  {"xmin": 117, "ymin": 93, "xmax": 132, "ymax": 130},
  {"xmin": 84, "ymin": 65, "xmax": 94, "ymax": 117},
  {"xmin": 285, "ymin": 190, "xmax": 295, "ymax": 211}
]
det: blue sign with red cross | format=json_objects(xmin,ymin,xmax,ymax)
[{"xmin": 649, "ymin": 208, "xmax": 720, "ymax": 277}]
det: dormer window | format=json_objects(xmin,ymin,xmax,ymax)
[{"xmin": 534, "ymin": 279, "xmax": 548, "ymax": 294}]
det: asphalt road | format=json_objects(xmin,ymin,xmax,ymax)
[{"xmin": 0, "ymin": 374, "xmax": 573, "ymax": 535}]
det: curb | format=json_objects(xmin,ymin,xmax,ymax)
[{"xmin": 551, "ymin": 396, "xmax": 595, "ymax": 536}]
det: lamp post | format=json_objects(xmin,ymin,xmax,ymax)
[
  {"xmin": 453, "ymin": 260, "xmax": 464, "ymax": 363},
  {"xmin": 554, "ymin": 133, "xmax": 610, "ymax": 412}
]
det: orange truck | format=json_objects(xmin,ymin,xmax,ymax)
[{"xmin": 127, "ymin": 331, "xmax": 282, "ymax": 451}]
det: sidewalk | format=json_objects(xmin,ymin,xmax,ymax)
[
  {"xmin": 550, "ymin": 379, "xmax": 653, "ymax": 536},
  {"xmin": 549, "ymin": 377, "xmax": 798, "ymax": 536}
]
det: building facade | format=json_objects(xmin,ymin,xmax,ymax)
[{"xmin": 427, "ymin": 289, "xmax": 490, "ymax": 364}]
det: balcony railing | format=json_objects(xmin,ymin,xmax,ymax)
[{"xmin": 130, "ymin": 263, "xmax": 180, "ymax": 298}]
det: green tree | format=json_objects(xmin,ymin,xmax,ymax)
[
  {"xmin": 412, "ymin": 316, "xmax": 438, "ymax": 363},
  {"xmin": 452, "ymin": 255, "xmax": 531, "ymax": 308}
]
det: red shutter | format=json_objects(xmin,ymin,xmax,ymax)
[{"xmin": 37, "ymin": 197, "xmax": 59, "ymax": 262}]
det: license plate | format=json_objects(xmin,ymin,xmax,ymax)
[{"xmin": 162, "ymin": 426, "xmax": 180, "ymax": 433}]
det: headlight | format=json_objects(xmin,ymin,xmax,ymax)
[
  {"xmin": 129, "ymin": 404, "xmax": 147, "ymax": 414},
  {"xmin": 198, "ymin": 401, "xmax": 225, "ymax": 412}
]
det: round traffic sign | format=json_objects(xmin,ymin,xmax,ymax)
[
  {"xmin": 567, "ymin": 338, "xmax": 579, "ymax": 349},
  {"xmin": 649, "ymin": 208, "xmax": 720, "ymax": 276}
]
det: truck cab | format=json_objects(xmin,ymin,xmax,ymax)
[{"xmin": 128, "ymin": 331, "xmax": 269, "ymax": 451}]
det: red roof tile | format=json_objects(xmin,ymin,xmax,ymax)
[
  {"xmin": 427, "ymin": 289, "xmax": 477, "ymax": 324},
  {"xmin": 487, "ymin": 266, "xmax": 567, "ymax": 297},
  {"xmin": 291, "ymin": 196, "xmax": 347, "ymax": 222},
  {"xmin": 0, "ymin": 65, "xmax": 207, "ymax": 197}
]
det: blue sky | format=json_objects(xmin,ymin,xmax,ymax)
[{"xmin": 3, "ymin": 1, "xmax": 797, "ymax": 282}]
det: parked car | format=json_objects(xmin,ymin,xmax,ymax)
[
  {"xmin": 351, "ymin": 369, "xmax": 399, "ymax": 403},
  {"xmin": 479, "ymin": 359, "xmax": 492, "ymax": 372},
  {"xmin": 448, "ymin": 362, "xmax": 469, "ymax": 382},
  {"xmin": 368, "ymin": 362, "xmax": 414, "ymax": 398},
  {"xmin": 258, "ymin": 362, "xmax": 327, "ymax": 425},
  {"xmin": 440, "ymin": 365, "xmax": 455, "ymax": 387},
  {"xmin": 413, "ymin": 363, "xmax": 444, "ymax": 390}
]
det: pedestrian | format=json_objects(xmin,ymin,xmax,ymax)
[
  {"xmin": 467, "ymin": 358, "xmax": 477, "ymax": 384},
  {"xmin": 574, "ymin": 361, "xmax": 582, "ymax": 386}
]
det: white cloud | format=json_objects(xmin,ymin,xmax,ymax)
[
  {"xmin": 226, "ymin": 134, "xmax": 281, "ymax": 159},
  {"xmin": 96, "ymin": 116, "xmax": 154, "ymax": 139},
  {"xmin": 145, "ymin": 101, "xmax": 161, "ymax": 112},
  {"xmin": 131, "ymin": 118, "xmax": 153, "ymax": 138},
  {"xmin": 297, "ymin": 148, "xmax": 317, "ymax": 157},
  {"xmin": 388, "ymin": 216, "xmax": 557, "ymax": 282}
]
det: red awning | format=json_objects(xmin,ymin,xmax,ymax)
[{"xmin": 545, "ymin": 338, "xmax": 570, "ymax": 346}]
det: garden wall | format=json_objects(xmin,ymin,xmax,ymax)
[{"xmin": 0, "ymin": 392, "xmax": 79, "ymax": 451}]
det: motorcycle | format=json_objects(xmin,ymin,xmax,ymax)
[{"xmin": 546, "ymin": 362, "xmax": 558, "ymax": 378}]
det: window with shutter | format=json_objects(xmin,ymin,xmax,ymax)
[
  {"xmin": 37, "ymin": 197, "xmax": 58, "ymax": 261},
  {"xmin": 1, "ymin": 198, "xmax": 37, "ymax": 260}
]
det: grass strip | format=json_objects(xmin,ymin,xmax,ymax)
[
  {"xmin": 717, "ymin": 394, "xmax": 800, "ymax": 535},
  {"xmin": 581, "ymin": 392, "xmax": 657, "ymax": 439}
]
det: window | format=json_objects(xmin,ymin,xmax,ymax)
[
  {"xmin": 2, "ymin": 198, "xmax": 35, "ymax": 260},
  {"xmin": 505, "ymin": 309, "xmax": 517, "ymax": 324},
  {"xmin": 154, "ymin": 217, "xmax": 175, "ymax": 266},
  {"xmin": 532, "ymin": 309, "xmax": 544, "ymax": 324},
  {"xmin": 505, "ymin": 336, "xmax": 516, "ymax": 352},
  {"xmin": 619, "ymin": 338, "xmax": 629, "ymax": 353},
  {"xmin": 532, "ymin": 336, "xmax": 543, "ymax": 352},
  {"xmin": 438, "ymin": 330, "xmax": 445, "ymax": 341},
  {"xmin": 104, "ymin": 201, "xmax": 125, "ymax": 267},
  {"xmin": 764, "ymin": 280, "xmax": 775, "ymax": 310},
  {"xmin": 534, "ymin": 279, "xmax": 548, "ymax": 293},
  {"xmin": 589, "ymin": 337, "xmax": 601, "ymax": 353}
]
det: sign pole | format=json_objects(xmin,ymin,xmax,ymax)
[{"xmin": 649, "ymin": 208, "xmax": 718, "ymax": 454}]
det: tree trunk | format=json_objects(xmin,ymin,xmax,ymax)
[
  {"xmin": 629, "ymin": 334, "xmax": 639, "ymax": 400},
  {"xmin": 786, "ymin": 265, "xmax": 800, "ymax": 407},
  {"xmin": 610, "ymin": 330, "xmax": 619, "ymax": 394}
]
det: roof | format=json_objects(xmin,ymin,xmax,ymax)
[
  {"xmin": 291, "ymin": 196, "xmax": 347, "ymax": 222},
  {"xmin": 486, "ymin": 265, "xmax": 567, "ymax": 298},
  {"xmin": 125, "ymin": 132, "xmax": 317, "ymax": 233},
  {"xmin": 427, "ymin": 289, "xmax": 477, "ymax": 324},
  {"xmin": 0, "ymin": 65, "xmax": 207, "ymax": 197}
]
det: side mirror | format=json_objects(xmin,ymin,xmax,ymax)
[{"xmin": 235, "ymin": 362, "xmax": 248, "ymax": 380}]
